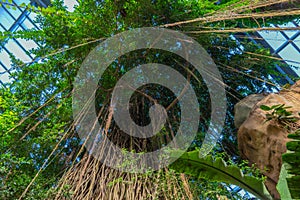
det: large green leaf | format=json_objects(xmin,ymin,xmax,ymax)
[
  {"xmin": 277, "ymin": 163, "xmax": 292, "ymax": 200},
  {"xmin": 169, "ymin": 150, "xmax": 272, "ymax": 200},
  {"xmin": 279, "ymin": 130, "xmax": 300, "ymax": 200}
]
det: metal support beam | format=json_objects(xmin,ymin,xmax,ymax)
[
  {"xmin": 238, "ymin": 32, "xmax": 297, "ymax": 85},
  {"xmin": 273, "ymin": 23, "xmax": 300, "ymax": 54},
  {"xmin": 30, "ymin": 0, "xmax": 51, "ymax": 8}
]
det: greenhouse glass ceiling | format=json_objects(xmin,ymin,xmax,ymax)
[
  {"xmin": 0, "ymin": 0, "xmax": 77, "ymax": 86},
  {"xmin": 258, "ymin": 20, "xmax": 300, "ymax": 78},
  {"xmin": 0, "ymin": 1, "xmax": 299, "ymax": 86}
]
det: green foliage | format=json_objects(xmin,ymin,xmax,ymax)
[
  {"xmin": 280, "ymin": 128, "xmax": 300, "ymax": 199},
  {"xmin": 261, "ymin": 105, "xmax": 300, "ymax": 199},
  {"xmin": 169, "ymin": 150, "xmax": 272, "ymax": 200},
  {"xmin": 1, "ymin": 0, "xmax": 299, "ymax": 199},
  {"xmin": 277, "ymin": 163, "xmax": 292, "ymax": 200},
  {"xmin": 260, "ymin": 104, "xmax": 298, "ymax": 124},
  {"xmin": 0, "ymin": 89, "xmax": 32, "ymax": 199},
  {"xmin": 0, "ymin": 77, "xmax": 74, "ymax": 199}
]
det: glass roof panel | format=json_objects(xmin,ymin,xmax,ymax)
[
  {"xmin": 0, "ymin": 71, "xmax": 11, "ymax": 83},
  {"xmin": 0, "ymin": 1, "xmax": 299, "ymax": 87},
  {"xmin": 0, "ymin": 64, "xmax": 6, "ymax": 73},
  {"xmin": 6, "ymin": 39, "xmax": 31, "ymax": 62},
  {"xmin": 63, "ymin": 0, "xmax": 79, "ymax": 12},
  {"xmin": 294, "ymin": 35, "xmax": 300, "ymax": 49},
  {"xmin": 16, "ymin": 38, "xmax": 38, "ymax": 53},
  {"xmin": 0, "ymin": 25, "xmax": 5, "ymax": 32},
  {"xmin": 22, "ymin": 18, "xmax": 35, "ymax": 29},
  {"xmin": 0, "ymin": 50, "xmax": 12, "ymax": 67},
  {"xmin": 278, "ymin": 44, "xmax": 300, "ymax": 77},
  {"xmin": 29, "ymin": 11, "xmax": 37, "ymax": 19},
  {"xmin": 258, "ymin": 20, "xmax": 300, "ymax": 79},
  {"xmin": 257, "ymin": 30, "xmax": 287, "ymax": 51},
  {"xmin": 0, "ymin": 7, "xmax": 15, "ymax": 28},
  {"xmin": 14, "ymin": 0, "xmax": 30, "ymax": 4},
  {"xmin": 278, "ymin": 21, "xmax": 298, "ymax": 39},
  {"xmin": 5, "ymin": 4, "xmax": 22, "ymax": 17},
  {"xmin": 0, "ymin": 1, "xmax": 40, "ymax": 85}
]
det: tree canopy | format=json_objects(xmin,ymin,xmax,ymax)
[{"xmin": 0, "ymin": 0, "xmax": 299, "ymax": 199}]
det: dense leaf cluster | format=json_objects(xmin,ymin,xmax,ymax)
[{"xmin": 1, "ymin": 0, "xmax": 298, "ymax": 199}]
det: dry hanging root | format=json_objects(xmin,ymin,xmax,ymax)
[
  {"xmin": 52, "ymin": 147, "xmax": 194, "ymax": 200},
  {"xmin": 51, "ymin": 92, "xmax": 194, "ymax": 200}
]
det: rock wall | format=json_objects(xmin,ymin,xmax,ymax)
[
  {"xmin": 235, "ymin": 80, "xmax": 300, "ymax": 199},
  {"xmin": 234, "ymin": 93, "xmax": 266, "ymax": 129}
]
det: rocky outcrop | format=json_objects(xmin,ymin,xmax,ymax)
[
  {"xmin": 234, "ymin": 94, "xmax": 266, "ymax": 129},
  {"xmin": 235, "ymin": 81, "xmax": 300, "ymax": 199}
]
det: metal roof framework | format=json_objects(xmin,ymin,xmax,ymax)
[
  {"xmin": 1, "ymin": 1, "xmax": 299, "ymax": 86},
  {"xmin": 0, "ymin": 0, "xmax": 80, "ymax": 86},
  {"xmin": 0, "ymin": 0, "xmax": 60, "ymax": 87},
  {"xmin": 0, "ymin": 0, "xmax": 50, "ymax": 86},
  {"xmin": 255, "ymin": 20, "xmax": 300, "ymax": 83},
  {"xmin": 233, "ymin": 20, "xmax": 300, "ymax": 85}
]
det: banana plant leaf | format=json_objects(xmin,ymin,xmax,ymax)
[{"xmin": 169, "ymin": 150, "xmax": 272, "ymax": 200}]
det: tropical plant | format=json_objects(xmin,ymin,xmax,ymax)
[
  {"xmin": 169, "ymin": 150, "xmax": 272, "ymax": 200},
  {"xmin": 260, "ymin": 104, "xmax": 300, "ymax": 199},
  {"xmin": 1, "ymin": 0, "xmax": 300, "ymax": 199},
  {"xmin": 279, "ymin": 127, "xmax": 300, "ymax": 199},
  {"xmin": 260, "ymin": 104, "xmax": 298, "ymax": 124}
]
